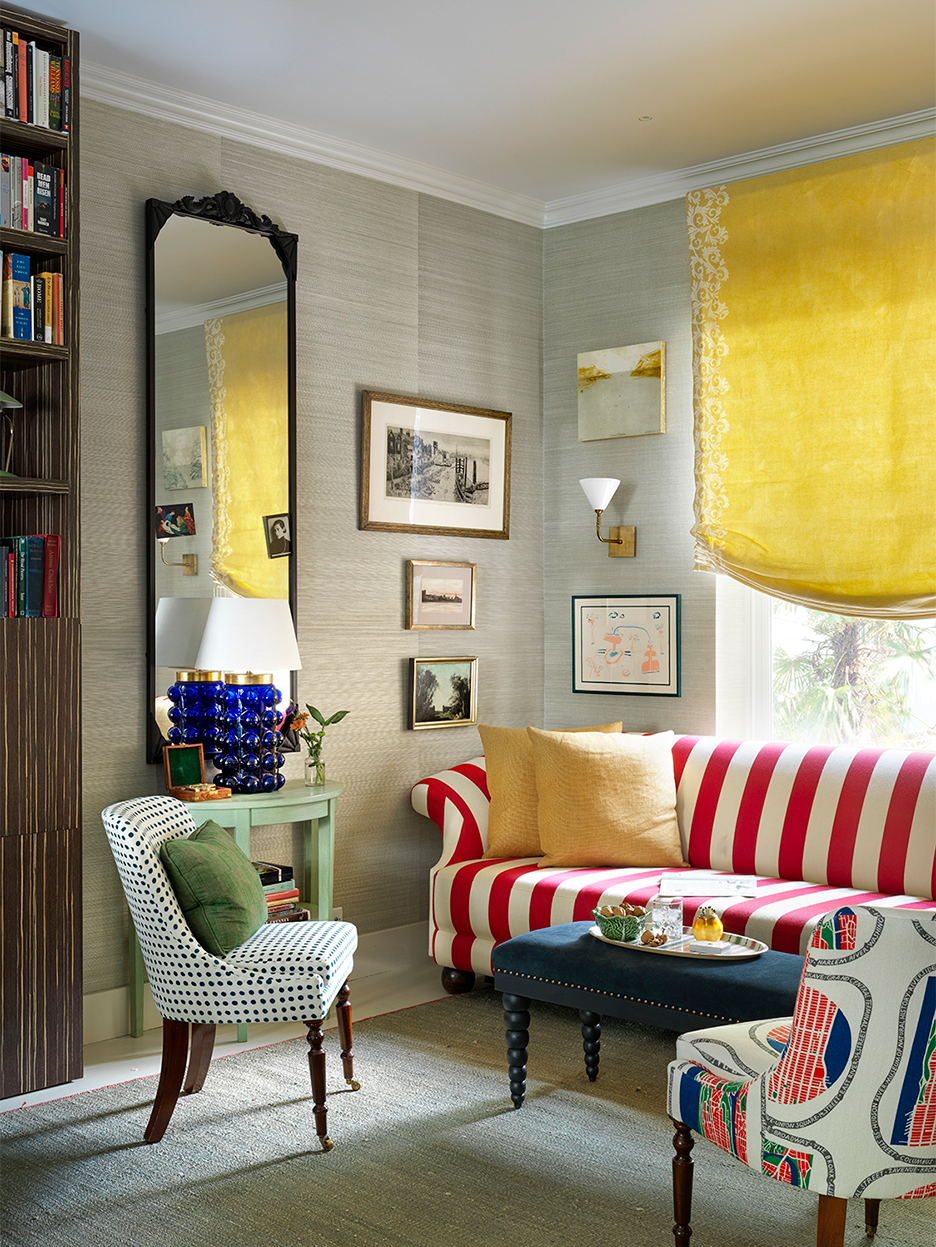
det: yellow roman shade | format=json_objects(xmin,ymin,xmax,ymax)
[
  {"xmin": 687, "ymin": 138, "xmax": 936, "ymax": 618},
  {"xmin": 205, "ymin": 302, "xmax": 289, "ymax": 598}
]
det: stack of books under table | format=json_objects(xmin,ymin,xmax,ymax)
[{"xmin": 251, "ymin": 860, "xmax": 309, "ymax": 924}]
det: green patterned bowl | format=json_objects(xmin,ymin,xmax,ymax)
[{"xmin": 592, "ymin": 907, "xmax": 650, "ymax": 943}]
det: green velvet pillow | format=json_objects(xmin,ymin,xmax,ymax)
[{"xmin": 160, "ymin": 820, "xmax": 268, "ymax": 956}]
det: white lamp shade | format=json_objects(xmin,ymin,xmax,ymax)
[
  {"xmin": 154, "ymin": 597, "xmax": 214, "ymax": 668},
  {"xmin": 194, "ymin": 597, "xmax": 302, "ymax": 673},
  {"xmin": 580, "ymin": 477, "xmax": 620, "ymax": 510}
]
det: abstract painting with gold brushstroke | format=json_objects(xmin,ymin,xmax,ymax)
[{"xmin": 577, "ymin": 341, "xmax": 665, "ymax": 440}]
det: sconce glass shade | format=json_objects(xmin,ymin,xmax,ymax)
[{"xmin": 580, "ymin": 477, "xmax": 620, "ymax": 511}]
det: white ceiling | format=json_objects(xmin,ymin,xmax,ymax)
[{"xmin": 20, "ymin": 0, "xmax": 936, "ymax": 224}]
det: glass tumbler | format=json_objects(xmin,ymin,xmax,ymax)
[{"xmin": 651, "ymin": 893, "xmax": 684, "ymax": 944}]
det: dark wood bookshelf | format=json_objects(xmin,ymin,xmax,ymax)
[{"xmin": 0, "ymin": 8, "xmax": 82, "ymax": 1099}]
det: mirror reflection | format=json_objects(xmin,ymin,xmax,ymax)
[{"xmin": 146, "ymin": 195, "xmax": 297, "ymax": 758}]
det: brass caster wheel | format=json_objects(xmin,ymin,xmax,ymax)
[
  {"xmin": 321, "ymin": 1135, "xmax": 334, "ymax": 1153},
  {"xmin": 347, "ymin": 1079, "xmax": 361, "ymax": 1091},
  {"xmin": 865, "ymin": 1229, "xmax": 876, "ymax": 1239}
]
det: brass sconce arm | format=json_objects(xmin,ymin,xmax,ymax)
[
  {"xmin": 158, "ymin": 539, "xmax": 197, "ymax": 576},
  {"xmin": 594, "ymin": 508, "xmax": 623, "ymax": 544}
]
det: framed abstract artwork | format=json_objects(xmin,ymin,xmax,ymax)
[
  {"xmin": 572, "ymin": 594, "xmax": 680, "ymax": 696},
  {"xmin": 577, "ymin": 342, "xmax": 665, "ymax": 441},
  {"xmin": 361, "ymin": 391, "xmax": 511, "ymax": 539}
]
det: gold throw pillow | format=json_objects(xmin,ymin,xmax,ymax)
[
  {"xmin": 527, "ymin": 727, "xmax": 685, "ymax": 869},
  {"xmin": 479, "ymin": 722, "xmax": 623, "ymax": 859}
]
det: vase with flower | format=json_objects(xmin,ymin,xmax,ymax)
[{"xmin": 287, "ymin": 704, "xmax": 350, "ymax": 787}]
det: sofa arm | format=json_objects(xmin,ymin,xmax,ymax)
[{"xmin": 411, "ymin": 757, "xmax": 489, "ymax": 866}]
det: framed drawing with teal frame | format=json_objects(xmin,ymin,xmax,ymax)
[{"xmin": 572, "ymin": 594, "xmax": 680, "ymax": 696}]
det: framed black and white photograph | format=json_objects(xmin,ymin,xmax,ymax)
[
  {"xmin": 410, "ymin": 656, "xmax": 478, "ymax": 730},
  {"xmin": 263, "ymin": 513, "xmax": 292, "ymax": 558},
  {"xmin": 361, "ymin": 391, "xmax": 511, "ymax": 539},
  {"xmin": 406, "ymin": 560, "xmax": 476, "ymax": 629},
  {"xmin": 572, "ymin": 594, "xmax": 680, "ymax": 696}
]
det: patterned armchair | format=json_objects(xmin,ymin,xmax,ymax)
[
  {"xmin": 102, "ymin": 796, "xmax": 360, "ymax": 1149},
  {"xmin": 667, "ymin": 905, "xmax": 936, "ymax": 1245}
]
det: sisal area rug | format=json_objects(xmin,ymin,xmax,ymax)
[{"xmin": 1, "ymin": 989, "xmax": 931, "ymax": 1247}]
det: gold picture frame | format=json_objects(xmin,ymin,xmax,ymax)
[
  {"xmin": 361, "ymin": 391, "xmax": 511, "ymax": 539},
  {"xmin": 410, "ymin": 656, "xmax": 478, "ymax": 730},
  {"xmin": 406, "ymin": 560, "xmax": 476, "ymax": 630}
]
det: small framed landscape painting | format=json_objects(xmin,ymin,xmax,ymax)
[
  {"xmin": 161, "ymin": 425, "xmax": 208, "ymax": 490},
  {"xmin": 577, "ymin": 342, "xmax": 665, "ymax": 441},
  {"xmin": 410, "ymin": 656, "xmax": 478, "ymax": 730},
  {"xmin": 572, "ymin": 594, "xmax": 680, "ymax": 697},
  {"xmin": 361, "ymin": 391, "xmax": 511, "ymax": 539},
  {"xmin": 406, "ymin": 560, "xmax": 476, "ymax": 629}
]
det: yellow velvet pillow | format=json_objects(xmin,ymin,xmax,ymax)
[
  {"xmin": 479, "ymin": 722, "xmax": 623, "ymax": 858},
  {"xmin": 527, "ymin": 727, "xmax": 685, "ymax": 869}
]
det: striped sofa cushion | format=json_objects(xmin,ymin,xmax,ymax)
[{"xmin": 412, "ymin": 738, "xmax": 936, "ymax": 973}]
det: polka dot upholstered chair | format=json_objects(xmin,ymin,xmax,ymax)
[
  {"xmin": 666, "ymin": 905, "xmax": 936, "ymax": 1245},
  {"xmin": 102, "ymin": 796, "xmax": 360, "ymax": 1149}
]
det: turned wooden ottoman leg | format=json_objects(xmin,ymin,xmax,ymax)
[
  {"xmin": 671, "ymin": 1117, "xmax": 694, "ymax": 1245},
  {"xmin": 502, "ymin": 993, "xmax": 531, "ymax": 1108},
  {"xmin": 579, "ymin": 1009, "xmax": 602, "ymax": 1082},
  {"xmin": 335, "ymin": 980, "xmax": 360, "ymax": 1091}
]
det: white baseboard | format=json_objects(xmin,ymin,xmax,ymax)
[{"xmin": 83, "ymin": 920, "xmax": 433, "ymax": 1046}]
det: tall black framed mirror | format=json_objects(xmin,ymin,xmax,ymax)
[{"xmin": 145, "ymin": 192, "xmax": 298, "ymax": 761}]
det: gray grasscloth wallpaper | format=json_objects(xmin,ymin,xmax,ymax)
[
  {"xmin": 79, "ymin": 101, "xmax": 545, "ymax": 996},
  {"xmin": 79, "ymin": 100, "xmax": 719, "ymax": 1007}
]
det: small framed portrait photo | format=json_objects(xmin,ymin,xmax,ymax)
[{"xmin": 263, "ymin": 513, "xmax": 292, "ymax": 558}]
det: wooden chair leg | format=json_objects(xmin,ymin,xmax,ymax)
[
  {"xmin": 671, "ymin": 1118, "xmax": 694, "ymax": 1245},
  {"xmin": 335, "ymin": 980, "xmax": 359, "ymax": 1090},
  {"xmin": 183, "ymin": 1022, "xmax": 216, "ymax": 1095},
  {"xmin": 305, "ymin": 1018, "xmax": 333, "ymax": 1151},
  {"xmin": 144, "ymin": 1018, "xmax": 189, "ymax": 1143},
  {"xmin": 816, "ymin": 1194, "xmax": 848, "ymax": 1247},
  {"xmin": 864, "ymin": 1198, "xmax": 880, "ymax": 1237}
]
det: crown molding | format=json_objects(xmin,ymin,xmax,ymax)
[
  {"xmin": 82, "ymin": 63, "xmax": 934, "ymax": 231},
  {"xmin": 542, "ymin": 109, "xmax": 936, "ymax": 227},
  {"xmin": 81, "ymin": 63, "xmax": 545, "ymax": 227},
  {"xmin": 155, "ymin": 282, "xmax": 287, "ymax": 336}
]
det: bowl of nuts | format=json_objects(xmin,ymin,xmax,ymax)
[{"xmin": 592, "ymin": 901, "xmax": 650, "ymax": 943}]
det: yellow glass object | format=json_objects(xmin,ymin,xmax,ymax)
[
  {"xmin": 687, "ymin": 138, "xmax": 936, "ymax": 618},
  {"xmin": 692, "ymin": 905, "xmax": 724, "ymax": 943}
]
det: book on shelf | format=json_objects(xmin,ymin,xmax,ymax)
[
  {"xmin": 0, "ymin": 252, "xmax": 12, "ymax": 336},
  {"xmin": 0, "ymin": 153, "xmax": 9, "ymax": 224},
  {"xmin": 0, "ymin": 534, "xmax": 61, "ymax": 617},
  {"xmin": 1, "ymin": 27, "xmax": 69, "ymax": 130},
  {"xmin": 32, "ymin": 265, "xmax": 44, "ymax": 340},
  {"xmin": 9, "ymin": 250, "xmax": 30, "ymax": 338},
  {"xmin": 32, "ymin": 161, "xmax": 55, "ymax": 235}
]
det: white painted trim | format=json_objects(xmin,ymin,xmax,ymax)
[
  {"xmin": 82, "ymin": 920, "xmax": 433, "ymax": 1046},
  {"xmin": 156, "ymin": 281, "xmax": 288, "ymax": 335},
  {"xmin": 82, "ymin": 62, "xmax": 935, "ymax": 229}
]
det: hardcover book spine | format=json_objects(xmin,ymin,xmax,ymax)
[
  {"xmin": 33, "ymin": 161, "xmax": 54, "ymax": 235},
  {"xmin": 0, "ymin": 251, "xmax": 12, "ymax": 336},
  {"xmin": 2, "ymin": 29, "xmax": 13, "ymax": 119},
  {"xmin": 32, "ymin": 268, "xmax": 44, "ymax": 340},
  {"xmin": 48, "ymin": 53, "xmax": 61, "ymax": 130},
  {"xmin": 10, "ymin": 251, "xmax": 30, "ymax": 339},
  {"xmin": 61, "ymin": 55, "xmax": 69, "ymax": 131},
  {"xmin": 16, "ymin": 33, "xmax": 26, "ymax": 125},
  {"xmin": 0, "ymin": 153, "xmax": 9, "ymax": 227},
  {"xmin": 22, "ymin": 534, "xmax": 44, "ymax": 616},
  {"xmin": 40, "ymin": 533, "xmax": 60, "ymax": 617}
]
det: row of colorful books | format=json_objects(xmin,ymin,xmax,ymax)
[
  {"xmin": 0, "ymin": 533, "xmax": 61, "ymax": 617},
  {"xmin": 1, "ymin": 252, "xmax": 65, "ymax": 342},
  {"xmin": 1, "ymin": 154, "xmax": 67, "ymax": 237},
  {"xmin": 1, "ymin": 27, "xmax": 71, "ymax": 131},
  {"xmin": 252, "ymin": 860, "xmax": 310, "ymax": 924}
]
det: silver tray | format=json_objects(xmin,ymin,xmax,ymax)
[{"xmin": 588, "ymin": 925, "xmax": 767, "ymax": 961}]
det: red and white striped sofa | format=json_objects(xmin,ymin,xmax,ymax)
[{"xmin": 411, "ymin": 735, "xmax": 936, "ymax": 992}]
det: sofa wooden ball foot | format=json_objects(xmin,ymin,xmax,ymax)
[{"xmin": 441, "ymin": 967, "xmax": 476, "ymax": 994}]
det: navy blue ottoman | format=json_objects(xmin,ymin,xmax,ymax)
[{"xmin": 491, "ymin": 920, "xmax": 803, "ymax": 1107}]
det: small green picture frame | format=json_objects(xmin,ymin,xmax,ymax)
[{"xmin": 163, "ymin": 743, "xmax": 206, "ymax": 791}]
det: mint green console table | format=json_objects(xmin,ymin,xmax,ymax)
[{"xmin": 129, "ymin": 779, "xmax": 343, "ymax": 1039}]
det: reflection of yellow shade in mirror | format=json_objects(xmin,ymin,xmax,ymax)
[{"xmin": 206, "ymin": 301, "xmax": 288, "ymax": 598}]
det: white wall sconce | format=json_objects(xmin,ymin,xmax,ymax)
[
  {"xmin": 579, "ymin": 478, "xmax": 635, "ymax": 558},
  {"xmin": 158, "ymin": 537, "xmax": 197, "ymax": 576}
]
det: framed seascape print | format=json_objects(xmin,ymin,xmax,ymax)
[
  {"xmin": 572, "ymin": 594, "xmax": 680, "ymax": 697},
  {"xmin": 410, "ymin": 656, "xmax": 478, "ymax": 729},
  {"xmin": 577, "ymin": 342, "xmax": 665, "ymax": 441},
  {"xmin": 361, "ymin": 391, "xmax": 511, "ymax": 539},
  {"xmin": 406, "ymin": 560, "xmax": 476, "ymax": 630}
]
